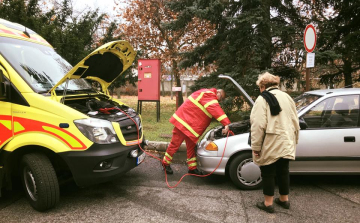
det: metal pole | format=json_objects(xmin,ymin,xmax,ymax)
[
  {"xmin": 307, "ymin": 0, "xmax": 315, "ymax": 91},
  {"xmin": 176, "ymin": 91, "xmax": 179, "ymax": 110},
  {"xmin": 306, "ymin": 68, "xmax": 310, "ymax": 91}
]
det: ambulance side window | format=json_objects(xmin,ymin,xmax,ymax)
[
  {"xmin": 0, "ymin": 69, "xmax": 29, "ymax": 106},
  {"xmin": 9, "ymin": 83, "xmax": 29, "ymax": 106},
  {"xmin": 0, "ymin": 69, "xmax": 7, "ymax": 100}
]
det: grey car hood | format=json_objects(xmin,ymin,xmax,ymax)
[{"xmin": 218, "ymin": 74, "xmax": 254, "ymax": 106}]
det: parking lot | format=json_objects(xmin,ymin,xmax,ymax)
[{"xmin": 0, "ymin": 150, "xmax": 359, "ymax": 223}]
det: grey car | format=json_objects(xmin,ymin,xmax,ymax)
[{"xmin": 197, "ymin": 75, "xmax": 360, "ymax": 189}]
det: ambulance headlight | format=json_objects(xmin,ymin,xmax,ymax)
[{"xmin": 74, "ymin": 118, "xmax": 119, "ymax": 144}]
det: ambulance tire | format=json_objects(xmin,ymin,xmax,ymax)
[
  {"xmin": 229, "ymin": 152, "xmax": 262, "ymax": 190},
  {"xmin": 20, "ymin": 153, "xmax": 60, "ymax": 211}
]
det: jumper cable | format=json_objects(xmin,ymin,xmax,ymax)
[{"xmin": 105, "ymin": 107, "xmax": 233, "ymax": 189}]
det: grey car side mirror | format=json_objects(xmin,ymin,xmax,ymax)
[{"xmin": 299, "ymin": 117, "xmax": 308, "ymax": 130}]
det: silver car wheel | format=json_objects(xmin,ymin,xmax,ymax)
[{"xmin": 237, "ymin": 158, "xmax": 262, "ymax": 186}]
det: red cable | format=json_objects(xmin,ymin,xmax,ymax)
[
  {"xmin": 111, "ymin": 107, "xmax": 163, "ymax": 161},
  {"xmin": 164, "ymin": 130, "xmax": 233, "ymax": 189},
  {"xmin": 111, "ymin": 107, "xmax": 233, "ymax": 189}
]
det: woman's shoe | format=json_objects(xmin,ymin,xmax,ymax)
[
  {"xmin": 274, "ymin": 198, "xmax": 290, "ymax": 209},
  {"xmin": 256, "ymin": 202, "xmax": 275, "ymax": 213}
]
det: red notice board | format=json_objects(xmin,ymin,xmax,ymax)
[{"xmin": 138, "ymin": 59, "xmax": 161, "ymax": 101}]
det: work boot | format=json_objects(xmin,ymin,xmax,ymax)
[
  {"xmin": 161, "ymin": 162, "xmax": 173, "ymax": 174},
  {"xmin": 188, "ymin": 168, "xmax": 203, "ymax": 175}
]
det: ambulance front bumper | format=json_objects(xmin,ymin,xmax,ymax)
[{"xmin": 59, "ymin": 141, "xmax": 146, "ymax": 187}]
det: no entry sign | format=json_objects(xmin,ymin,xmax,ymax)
[{"xmin": 304, "ymin": 24, "xmax": 317, "ymax": 53}]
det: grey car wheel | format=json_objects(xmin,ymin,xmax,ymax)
[
  {"xmin": 21, "ymin": 153, "xmax": 60, "ymax": 211},
  {"xmin": 229, "ymin": 152, "xmax": 262, "ymax": 190}
]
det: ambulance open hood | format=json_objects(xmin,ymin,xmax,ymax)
[{"xmin": 50, "ymin": 40, "xmax": 136, "ymax": 95}]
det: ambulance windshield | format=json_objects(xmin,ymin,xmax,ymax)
[{"xmin": 0, "ymin": 37, "xmax": 93, "ymax": 93}]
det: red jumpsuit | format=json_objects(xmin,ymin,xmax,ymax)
[{"xmin": 162, "ymin": 88, "xmax": 231, "ymax": 170}]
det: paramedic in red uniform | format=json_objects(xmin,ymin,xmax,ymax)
[{"xmin": 161, "ymin": 88, "xmax": 231, "ymax": 175}]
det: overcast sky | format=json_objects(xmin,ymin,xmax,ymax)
[{"xmin": 72, "ymin": 0, "xmax": 124, "ymax": 18}]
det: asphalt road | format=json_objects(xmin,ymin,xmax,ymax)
[{"xmin": 0, "ymin": 150, "xmax": 359, "ymax": 223}]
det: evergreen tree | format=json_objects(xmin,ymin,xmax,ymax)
[
  {"xmin": 166, "ymin": 0, "xmax": 306, "ymax": 112},
  {"xmin": 0, "ymin": 0, "xmax": 104, "ymax": 65},
  {"xmin": 40, "ymin": 0, "xmax": 104, "ymax": 65},
  {"xmin": 0, "ymin": 0, "xmax": 145, "ymax": 94},
  {"xmin": 314, "ymin": 0, "xmax": 360, "ymax": 88},
  {"xmin": 0, "ymin": 0, "xmax": 42, "ymax": 29}
]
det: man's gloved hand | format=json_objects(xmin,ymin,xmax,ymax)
[{"xmin": 222, "ymin": 125, "xmax": 229, "ymax": 135}]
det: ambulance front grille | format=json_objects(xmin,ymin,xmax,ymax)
[{"xmin": 118, "ymin": 117, "xmax": 142, "ymax": 141}]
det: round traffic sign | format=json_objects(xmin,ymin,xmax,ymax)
[{"xmin": 304, "ymin": 24, "xmax": 316, "ymax": 53}]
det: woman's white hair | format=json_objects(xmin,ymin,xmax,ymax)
[{"xmin": 256, "ymin": 72, "xmax": 280, "ymax": 88}]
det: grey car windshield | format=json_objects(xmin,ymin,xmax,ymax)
[
  {"xmin": 0, "ymin": 37, "xmax": 92, "ymax": 92},
  {"xmin": 294, "ymin": 93, "xmax": 322, "ymax": 112}
]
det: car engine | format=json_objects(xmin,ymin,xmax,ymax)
[
  {"xmin": 205, "ymin": 120, "xmax": 250, "ymax": 141},
  {"xmin": 65, "ymin": 96, "xmax": 136, "ymax": 122}
]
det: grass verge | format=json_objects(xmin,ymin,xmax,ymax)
[{"xmin": 115, "ymin": 95, "xmax": 220, "ymax": 142}]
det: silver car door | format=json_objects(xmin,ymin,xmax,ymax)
[{"xmin": 291, "ymin": 94, "xmax": 360, "ymax": 174}]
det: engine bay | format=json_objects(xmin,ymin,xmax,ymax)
[
  {"xmin": 65, "ymin": 95, "xmax": 137, "ymax": 122},
  {"xmin": 206, "ymin": 120, "xmax": 250, "ymax": 141}
]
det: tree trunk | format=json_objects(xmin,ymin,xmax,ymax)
[
  {"xmin": 116, "ymin": 88, "xmax": 121, "ymax": 99},
  {"xmin": 173, "ymin": 59, "xmax": 184, "ymax": 106},
  {"xmin": 170, "ymin": 73, "xmax": 173, "ymax": 100},
  {"xmin": 109, "ymin": 87, "xmax": 114, "ymax": 96},
  {"xmin": 343, "ymin": 58, "xmax": 353, "ymax": 88}
]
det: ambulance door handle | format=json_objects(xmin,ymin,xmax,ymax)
[{"xmin": 138, "ymin": 79, "xmax": 142, "ymax": 81}]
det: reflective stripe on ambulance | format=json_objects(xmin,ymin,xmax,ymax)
[
  {"xmin": 126, "ymin": 139, "xmax": 142, "ymax": 146},
  {"xmin": 0, "ymin": 115, "xmax": 86, "ymax": 150},
  {"xmin": 0, "ymin": 27, "xmax": 50, "ymax": 46}
]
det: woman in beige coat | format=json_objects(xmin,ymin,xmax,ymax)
[{"xmin": 250, "ymin": 72, "xmax": 300, "ymax": 213}]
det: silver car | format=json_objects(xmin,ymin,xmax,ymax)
[{"xmin": 197, "ymin": 75, "xmax": 360, "ymax": 189}]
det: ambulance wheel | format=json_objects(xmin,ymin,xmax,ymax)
[
  {"xmin": 229, "ymin": 152, "xmax": 262, "ymax": 190},
  {"xmin": 20, "ymin": 153, "xmax": 60, "ymax": 211}
]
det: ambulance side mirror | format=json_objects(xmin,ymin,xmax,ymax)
[{"xmin": 0, "ymin": 69, "xmax": 6, "ymax": 100}]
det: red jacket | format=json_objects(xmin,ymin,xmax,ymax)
[{"xmin": 170, "ymin": 88, "xmax": 231, "ymax": 142}]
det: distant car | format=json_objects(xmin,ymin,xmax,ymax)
[{"xmin": 197, "ymin": 75, "xmax": 360, "ymax": 189}]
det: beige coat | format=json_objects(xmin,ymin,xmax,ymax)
[{"xmin": 250, "ymin": 87, "xmax": 300, "ymax": 166}]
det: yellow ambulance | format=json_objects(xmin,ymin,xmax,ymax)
[{"xmin": 0, "ymin": 18, "xmax": 146, "ymax": 211}]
